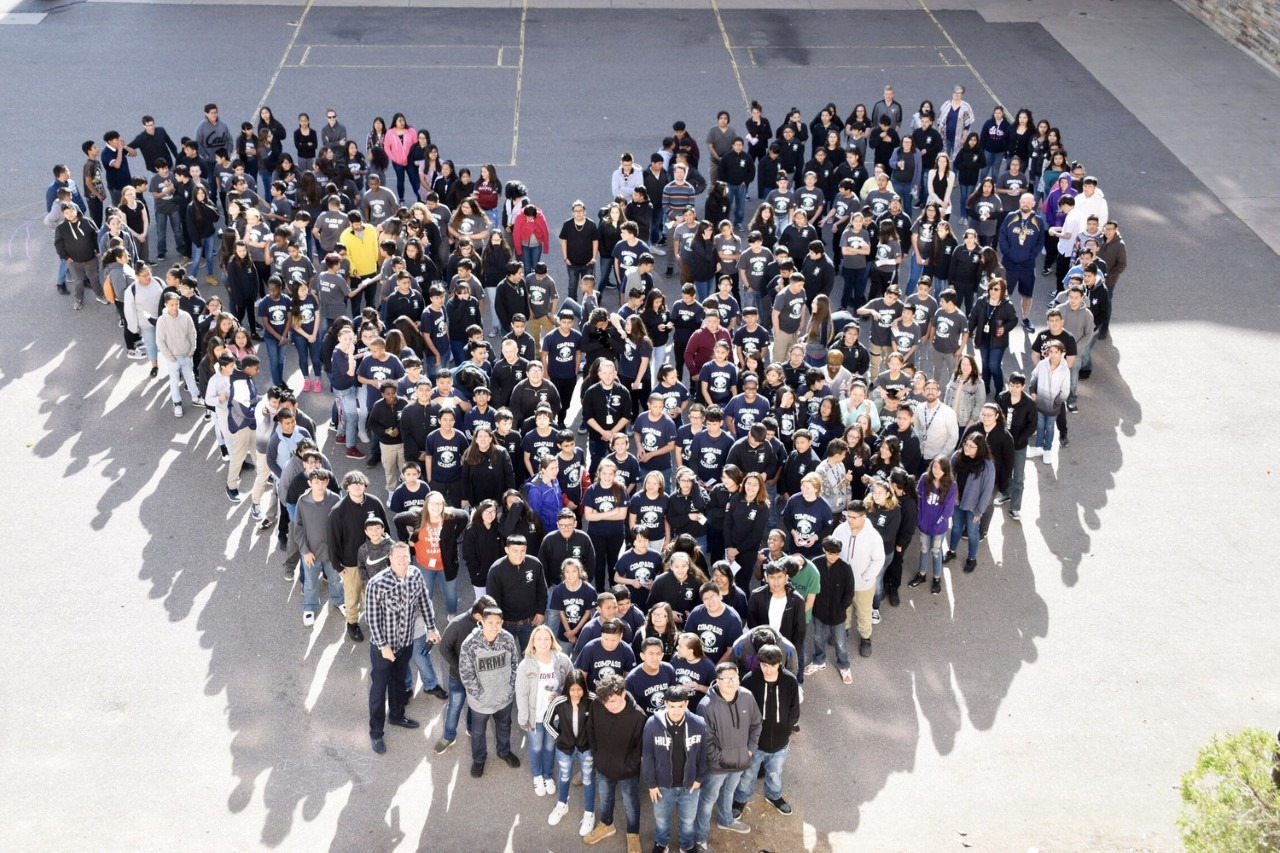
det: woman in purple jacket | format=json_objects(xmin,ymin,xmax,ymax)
[
  {"xmin": 526, "ymin": 455, "xmax": 564, "ymax": 533},
  {"xmin": 944, "ymin": 435, "xmax": 996, "ymax": 574},
  {"xmin": 910, "ymin": 455, "xmax": 958, "ymax": 595}
]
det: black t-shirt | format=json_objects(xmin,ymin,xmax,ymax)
[
  {"xmin": 1031, "ymin": 328, "xmax": 1077, "ymax": 358},
  {"xmin": 558, "ymin": 218, "xmax": 599, "ymax": 265},
  {"xmin": 425, "ymin": 428, "xmax": 469, "ymax": 483},
  {"xmin": 774, "ymin": 288, "xmax": 807, "ymax": 334}
]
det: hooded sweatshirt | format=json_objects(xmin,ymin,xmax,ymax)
[
  {"xmin": 742, "ymin": 668, "xmax": 800, "ymax": 753},
  {"xmin": 696, "ymin": 683, "xmax": 762, "ymax": 773},
  {"xmin": 586, "ymin": 693, "xmax": 647, "ymax": 781},
  {"xmin": 642, "ymin": 708, "xmax": 709, "ymax": 790},
  {"xmin": 459, "ymin": 624, "xmax": 519, "ymax": 715}
]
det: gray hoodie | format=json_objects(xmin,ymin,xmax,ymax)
[
  {"xmin": 459, "ymin": 625, "xmax": 519, "ymax": 715},
  {"xmin": 696, "ymin": 683, "xmax": 762, "ymax": 773},
  {"xmin": 294, "ymin": 490, "xmax": 339, "ymax": 564}
]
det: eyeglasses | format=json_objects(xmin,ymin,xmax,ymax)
[
  {"xmin": 326, "ymin": 114, "xmax": 336, "ymax": 119},
  {"xmin": 717, "ymin": 675, "xmax": 739, "ymax": 683}
]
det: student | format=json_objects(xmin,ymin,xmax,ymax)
[
  {"xmin": 685, "ymin": 582, "xmax": 744, "ymax": 664},
  {"xmin": 943, "ymin": 433, "xmax": 996, "ymax": 573},
  {"xmin": 543, "ymin": 670, "xmax": 598, "ymax": 838},
  {"xmin": 459, "ymin": 607, "xmax": 522, "ymax": 777},
  {"xmin": 515, "ymin": 625, "xmax": 574, "ymax": 797},
  {"xmin": 642, "ymin": 685, "xmax": 708, "ymax": 853},
  {"xmin": 548, "ymin": 557, "xmax": 597, "ymax": 655},
  {"xmin": 694, "ymin": 661, "xmax": 762, "ymax": 844},
  {"xmin": 613, "ymin": 529, "xmax": 662, "ymax": 614},
  {"xmin": 626, "ymin": 636, "xmax": 677, "ymax": 715},
  {"xmin": 807, "ymin": 539, "xmax": 855, "ymax": 681},
  {"xmin": 582, "ymin": 674, "xmax": 646, "ymax": 847},
  {"xmin": 733, "ymin": 643, "xmax": 800, "ymax": 816}
]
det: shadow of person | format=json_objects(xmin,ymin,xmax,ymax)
[{"xmin": 1035, "ymin": 343, "xmax": 1140, "ymax": 587}]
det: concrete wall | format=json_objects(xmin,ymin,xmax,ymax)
[{"xmin": 1175, "ymin": 0, "xmax": 1280, "ymax": 75}]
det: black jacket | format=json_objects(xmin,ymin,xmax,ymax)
[
  {"xmin": 586, "ymin": 694, "xmax": 646, "ymax": 781},
  {"xmin": 401, "ymin": 403, "xmax": 436, "ymax": 471},
  {"xmin": 461, "ymin": 521, "xmax": 505, "ymax": 587},
  {"xmin": 494, "ymin": 279, "xmax": 530, "ymax": 330},
  {"xmin": 996, "ymin": 390, "xmax": 1036, "ymax": 451},
  {"xmin": 742, "ymin": 668, "xmax": 800, "ymax": 753},
  {"xmin": 812, "ymin": 556, "xmax": 854, "ymax": 625},
  {"xmin": 489, "ymin": 357, "xmax": 528, "ymax": 408},
  {"xmin": 948, "ymin": 246, "xmax": 982, "ymax": 291},
  {"xmin": 367, "ymin": 397, "xmax": 406, "ymax": 444},
  {"xmin": 667, "ymin": 486, "xmax": 709, "ymax": 540},
  {"xmin": 538, "ymin": 529, "xmax": 596, "ymax": 587},
  {"xmin": 544, "ymin": 694, "xmax": 592, "ymax": 753},
  {"xmin": 463, "ymin": 447, "xmax": 516, "ymax": 506},
  {"xmin": 724, "ymin": 495, "xmax": 769, "ymax": 559},
  {"xmin": 968, "ymin": 298, "xmax": 1018, "ymax": 347},
  {"xmin": 964, "ymin": 423, "xmax": 1014, "ymax": 493},
  {"xmin": 486, "ymin": 556, "xmax": 548, "ymax": 621},
  {"xmin": 54, "ymin": 217, "xmax": 98, "ymax": 262},
  {"xmin": 440, "ymin": 611, "xmax": 478, "ymax": 682},
  {"xmin": 746, "ymin": 586, "xmax": 807, "ymax": 652},
  {"xmin": 878, "ymin": 423, "xmax": 923, "ymax": 477},
  {"xmin": 407, "ymin": 508, "xmax": 468, "ymax": 581},
  {"xmin": 327, "ymin": 494, "xmax": 389, "ymax": 568}
]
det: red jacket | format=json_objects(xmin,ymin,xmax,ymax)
[
  {"xmin": 683, "ymin": 326, "xmax": 732, "ymax": 378},
  {"xmin": 511, "ymin": 210, "xmax": 550, "ymax": 257}
]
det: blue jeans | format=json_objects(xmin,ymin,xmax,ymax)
[
  {"xmin": 418, "ymin": 565, "xmax": 458, "ymax": 617},
  {"xmin": 649, "ymin": 207, "xmax": 664, "ymax": 245},
  {"xmin": 979, "ymin": 159, "xmax": 1001, "ymax": 183},
  {"xmin": 810, "ymin": 619, "xmax": 849, "ymax": 668},
  {"xmin": 979, "ymin": 344, "xmax": 1006, "ymax": 394},
  {"xmin": 728, "ymin": 184, "xmax": 747, "ymax": 227},
  {"xmin": 598, "ymin": 255, "xmax": 614, "ymax": 292},
  {"xmin": 301, "ymin": 558, "xmax": 344, "ymax": 612},
  {"xmin": 696, "ymin": 769, "xmax": 745, "ymax": 840},
  {"xmin": 189, "ymin": 234, "xmax": 216, "ymax": 279},
  {"xmin": 262, "ymin": 335, "xmax": 288, "ymax": 387},
  {"xmin": 163, "ymin": 355, "xmax": 200, "ymax": 403},
  {"xmin": 736, "ymin": 745, "xmax": 789, "ymax": 802},
  {"xmin": 948, "ymin": 507, "xmax": 980, "ymax": 560},
  {"xmin": 292, "ymin": 334, "xmax": 323, "ymax": 378},
  {"xmin": 139, "ymin": 324, "xmax": 158, "ymax": 361},
  {"xmin": 443, "ymin": 675, "xmax": 468, "ymax": 742},
  {"xmin": 892, "ymin": 180, "xmax": 914, "ymax": 217},
  {"xmin": 1009, "ymin": 446, "xmax": 1027, "ymax": 512},
  {"xmin": 906, "ymin": 253, "xmax": 925, "ymax": 294},
  {"xmin": 470, "ymin": 700, "xmax": 514, "ymax": 764},
  {"xmin": 556, "ymin": 748, "xmax": 596, "ymax": 809},
  {"xmin": 597, "ymin": 775, "xmax": 640, "ymax": 833},
  {"xmin": 1078, "ymin": 334, "xmax": 1097, "ymax": 373},
  {"xmin": 919, "ymin": 532, "xmax": 946, "ymax": 578},
  {"xmin": 527, "ymin": 723, "xmax": 556, "ymax": 780},
  {"xmin": 840, "ymin": 266, "xmax": 868, "ymax": 309},
  {"xmin": 450, "ymin": 339, "xmax": 468, "ymax": 367},
  {"xmin": 520, "ymin": 243, "xmax": 542, "ymax": 276},
  {"xmin": 506, "ymin": 621, "xmax": 534, "ymax": 650},
  {"xmin": 405, "ymin": 633, "xmax": 441, "ymax": 692},
  {"xmin": 155, "ymin": 209, "xmax": 182, "ymax": 257},
  {"xmin": 956, "ymin": 184, "xmax": 976, "ymax": 217},
  {"xmin": 1035, "ymin": 410, "xmax": 1057, "ymax": 451},
  {"xmin": 392, "ymin": 162, "xmax": 409, "ymax": 201},
  {"xmin": 653, "ymin": 785, "xmax": 700, "ymax": 851},
  {"xmin": 694, "ymin": 278, "xmax": 713, "ymax": 301},
  {"xmin": 336, "ymin": 386, "xmax": 359, "ymax": 445}
]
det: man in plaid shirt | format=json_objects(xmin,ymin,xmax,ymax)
[{"xmin": 365, "ymin": 542, "xmax": 441, "ymax": 755}]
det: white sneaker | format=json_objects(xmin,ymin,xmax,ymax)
[
  {"xmin": 542, "ymin": 777, "xmax": 557, "ymax": 796},
  {"xmin": 337, "ymin": 603, "xmax": 347, "ymax": 618},
  {"xmin": 173, "ymin": 403, "xmax": 183, "ymax": 418},
  {"xmin": 547, "ymin": 801, "xmax": 569, "ymax": 825},
  {"xmin": 303, "ymin": 612, "xmax": 315, "ymax": 627},
  {"xmin": 1026, "ymin": 446, "xmax": 1043, "ymax": 459},
  {"xmin": 578, "ymin": 812, "xmax": 595, "ymax": 837},
  {"xmin": 358, "ymin": 431, "xmax": 370, "ymax": 444},
  {"xmin": 1044, "ymin": 448, "xmax": 1057, "ymax": 465},
  {"xmin": 534, "ymin": 776, "xmax": 548, "ymax": 797},
  {"xmin": 126, "ymin": 347, "xmax": 147, "ymax": 360},
  {"xmin": 871, "ymin": 609, "xmax": 881, "ymax": 625}
]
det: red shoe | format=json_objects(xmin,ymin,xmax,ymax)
[
  {"xmin": 335, "ymin": 432, "xmax": 346, "ymax": 445},
  {"xmin": 345, "ymin": 447, "xmax": 365, "ymax": 459}
]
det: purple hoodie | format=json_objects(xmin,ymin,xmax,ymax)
[
  {"xmin": 916, "ymin": 479, "xmax": 958, "ymax": 536},
  {"xmin": 1042, "ymin": 178, "xmax": 1077, "ymax": 229}
]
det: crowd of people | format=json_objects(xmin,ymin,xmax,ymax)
[{"xmin": 45, "ymin": 85, "xmax": 1128, "ymax": 853}]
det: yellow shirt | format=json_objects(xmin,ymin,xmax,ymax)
[{"xmin": 340, "ymin": 224, "xmax": 380, "ymax": 276}]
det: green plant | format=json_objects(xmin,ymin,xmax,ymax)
[{"xmin": 1178, "ymin": 727, "xmax": 1280, "ymax": 852}]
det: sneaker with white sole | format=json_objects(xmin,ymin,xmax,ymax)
[
  {"xmin": 547, "ymin": 801, "xmax": 569, "ymax": 826},
  {"xmin": 578, "ymin": 812, "xmax": 595, "ymax": 837},
  {"xmin": 871, "ymin": 608, "xmax": 881, "ymax": 625},
  {"xmin": 127, "ymin": 347, "xmax": 147, "ymax": 360},
  {"xmin": 303, "ymin": 611, "xmax": 315, "ymax": 627},
  {"xmin": 337, "ymin": 603, "xmax": 348, "ymax": 618},
  {"xmin": 534, "ymin": 776, "xmax": 548, "ymax": 797},
  {"xmin": 1010, "ymin": 510, "xmax": 1021, "ymax": 521},
  {"xmin": 803, "ymin": 662, "xmax": 826, "ymax": 675},
  {"xmin": 1026, "ymin": 446, "xmax": 1043, "ymax": 459},
  {"xmin": 542, "ymin": 777, "xmax": 557, "ymax": 796},
  {"xmin": 173, "ymin": 403, "xmax": 183, "ymax": 417},
  {"xmin": 1044, "ymin": 449, "xmax": 1057, "ymax": 465}
]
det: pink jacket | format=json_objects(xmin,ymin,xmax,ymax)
[
  {"xmin": 383, "ymin": 127, "xmax": 416, "ymax": 167},
  {"xmin": 511, "ymin": 210, "xmax": 550, "ymax": 256}
]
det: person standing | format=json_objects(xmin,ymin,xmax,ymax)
[
  {"xmin": 997, "ymin": 193, "xmax": 1047, "ymax": 333},
  {"xmin": 486, "ymin": 534, "xmax": 548, "ymax": 650},
  {"xmin": 365, "ymin": 542, "xmax": 440, "ymax": 754},
  {"xmin": 642, "ymin": 685, "xmax": 707, "ymax": 853},
  {"xmin": 155, "ymin": 292, "xmax": 202, "ymax": 417},
  {"xmin": 830, "ymin": 502, "xmax": 885, "ymax": 659},
  {"xmin": 733, "ymin": 643, "xmax": 799, "ymax": 816},
  {"xmin": 559, "ymin": 200, "xmax": 599, "ymax": 302},
  {"xmin": 995, "ymin": 372, "xmax": 1035, "ymax": 521},
  {"xmin": 224, "ymin": 356, "xmax": 262, "ymax": 503},
  {"xmin": 434, "ymin": 595, "xmax": 497, "ymax": 754},
  {"xmin": 194, "ymin": 104, "xmax": 233, "ymax": 164},
  {"xmin": 807, "ymin": 539, "xmax": 855, "ymax": 682},
  {"xmin": 459, "ymin": 606, "xmax": 522, "ymax": 777},
  {"xmin": 328, "ymin": 471, "xmax": 390, "ymax": 642},
  {"xmin": 583, "ymin": 674, "xmax": 646, "ymax": 849},
  {"xmin": 54, "ymin": 203, "xmax": 103, "ymax": 311},
  {"xmin": 705, "ymin": 111, "xmax": 738, "ymax": 185},
  {"xmin": 694, "ymin": 661, "xmax": 761, "ymax": 843},
  {"xmin": 294, "ymin": 468, "xmax": 345, "ymax": 626}
]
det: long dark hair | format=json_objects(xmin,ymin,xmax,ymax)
[
  {"xmin": 462, "ymin": 425, "xmax": 499, "ymax": 466},
  {"xmin": 469, "ymin": 498, "xmax": 499, "ymax": 528},
  {"xmin": 954, "ymin": 433, "xmax": 991, "ymax": 480},
  {"xmin": 926, "ymin": 454, "xmax": 954, "ymax": 497}
]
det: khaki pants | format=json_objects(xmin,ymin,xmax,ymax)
[
  {"xmin": 380, "ymin": 442, "xmax": 405, "ymax": 494},
  {"xmin": 226, "ymin": 430, "xmax": 258, "ymax": 490},
  {"xmin": 529, "ymin": 315, "xmax": 553, "ymax": 352},
  {"xmin": 343, "ymin": 567, "xmax": 364, "ymax": 625},
  {"xmin": 869, "ymin": 344, "xmax": 894, "ymax": 378},
  {"xmin": 848, "ymin": 587, "xmax": 874, "ymax": 640},
  {"xmin": 772, "ymin": 330, "xmax": 798, "ymax": 364}
]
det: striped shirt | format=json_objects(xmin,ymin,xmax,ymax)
[
  {"xmin": 661, "ymin": 180, "xmax": 698, "ymax": 222},
  {"xmin": 365, "ymin": 566, "xmax": 439, "ymax": 650}
]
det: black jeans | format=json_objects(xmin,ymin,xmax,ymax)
[
  {"xmin": 590, "ymin": 533, "xmax": 624, "ymax": 590},
  {"xmin": 368, "ymin": 642, "xmax": 412, "ymax": 739},
  {"xmin": 565, "ymin": 263, "xmax": 593, "ymax": 302},
  {"xmin": 550, "ymin": 375, "xmax": 577, "ymax": 426}
]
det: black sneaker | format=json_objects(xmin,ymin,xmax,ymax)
[
  {"xmin": 347, "ymin": 623, "xmax": 364, "ymax": 642},
  {"xmin": 908, "ymin": 574, "xmax": 927, "ymax": 588},
  {"xmin": 931, "ymin": 577, "xmax": 942, "ymax": 595},
  {"xmin": 149, "ymin": 366, "xmax": 158, "ymax": 379},
  {"xmin": 283, "ymin": 567, "xmax": 295, "ymax": 582},
  {"xmin": 859, "ymin": 638, "xmax": 872, "ymax": 657},
  {"xmin": 1079, "ymin": 369, "xmax": 1092, "ymax": 380},
  {"xmin": 731, "ymin": 800, "xmax": 746, "ymax": 820},
  {"xmin": 1066, "ymin": 403, "xmax": 1079, "ymax": 414},
  {"xmin": 427, "ymin": 685, "xmax": 448, "ymax": 700},
  {"xmin": 371, "ymin": 738, "xmax": 386, "ymax": 755},
  {"xmin": 887, "ymin": 589, "xmax": 900, "ymax": 607},
  {"xmin": 963, "ymin": 558, "xmax": 977, "ymax": 574},
  {"xmin": 1059, "ymin": 435, "xmax": 1070, "ymax": 448},
  {"xmin": 942, "ymin": 550, "xmax": 956, "ymax": 563},
  {"xmin": 470, "ymin": 762, "xmax": 484, "ymax": 778},
  {"xmin": 56, "ymin": 283, "xmax": 70, "ymax": 295},
  {"xmin": 389, "ymin": 716, "xmax": 420, "ymax": 729},
  {"xmin": 497, "ymin": 751, "xmax": 521, "ymax": 768},
  {"xmin": 993, "ymin": 494, "xmax": 1008, "ymax": 506},
  {"xmin": 767, "ymin": 796, "xmax": 792, "ymax": 816},
  {"xmin": 226, "ymin": 488, "xmax": 241, "ymax": 503},
  {"xmin": 220, "ymin": 445, "xmax": 230, "ymax": 461}
]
